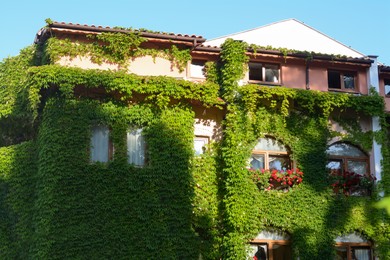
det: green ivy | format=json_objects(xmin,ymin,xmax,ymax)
[
  {"xmin": 44, "ymin": 33, "xmax": 192, "ymax": 71},
  {"xmin": 0, "ymin": 31, "xmax": 389, "ymax": 260}
]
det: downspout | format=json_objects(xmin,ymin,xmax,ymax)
[
  {"xmin": 305, "ymin": 59, "xmax": 311, "ymax": 90},
  {"xmin": 368, "ymin": 55, "xmax": 383, "ymax": 194}
]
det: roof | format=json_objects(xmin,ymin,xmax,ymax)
[
  {"xmin": 205, "ymin": 19, "xmax": 365, "ymax": 58},
  {"xmin": 35, "ymin": 21, "xmax": 206, "ymax": 45}
]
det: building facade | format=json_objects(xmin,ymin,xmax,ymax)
[{"xmin": 0, "ymin": 19, "xmax": 389, "ymax": 259}]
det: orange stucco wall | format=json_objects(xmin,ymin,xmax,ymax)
[{"xmin": 58, "ymin": 55, "xmax": 187, "ymax": 78}]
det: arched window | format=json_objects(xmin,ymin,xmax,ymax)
[
  {"xmin": 335, "ymin": 232, "xmax": 372, "ymax": 260},
  {"xmin": 326, "ymin": 142, "xmax": 368, "ymax": 175},
  {"xmin": 250, "ymin": 137, "xmax": 291, "ymax": 171},
  {"xmin": 250, "ymin": 230, "xmax": 292, "ymax": 260}
]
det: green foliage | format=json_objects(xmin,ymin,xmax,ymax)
[
  {"xmin": 216, "ymin": 39, "xmax": 390, "ymax": 259},
  {"xmin": 0, "ymin": 32, "xmax": 389, "ymax": 260},
  {"xmin": 44, "ymin": 33, "xmax": 192, "ymax": 72},
  {"xmin": 0, "ymin": 46, "xmax": 39, "ymax": 146},
  {"xmin": 27, "ymin": 65, "xmax": 223, "ymax": 117}
]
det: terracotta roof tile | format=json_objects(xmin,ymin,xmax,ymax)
[{"xmin": 48, "ymin": 21, "xmax": 205, "ymax": 42}]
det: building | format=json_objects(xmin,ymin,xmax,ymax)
[{"xmin": 0, "ymin": 19, "xmax": 389, "ymax": 259}]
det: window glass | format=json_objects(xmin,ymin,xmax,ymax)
[
  {"xmin": 269, "ymin": 155, "xmax": 289, "ymax": 171},
  {"xmin": 90, "ymin": 125, "xmax": 110, "ymax": 163},
  {"xmin": 384, "ymin": 79, "xmax": 390, "ymax": 96},
  {"xmin": 254, "ymin": 137, "xmax": 287, "ymax": 152},
  {"xmin": 328, "ymin": 71, "xmax": 341, "ymax": 89},
  {"xmin": 352, "ymin": 248, "xmax": 370, "ymax": 260},
  {"xmin": 343, "ymin": 73, "xmax": 355, "ymax": 89},
  {"xmin": 327, "ymin": 143, "xmax": 366, "ymax": 157},
  {"xmin": 250, "ymin": 230, "xmax": 291, "ymax": 260},
  {"xmin": 250, "ymin": 154, "xmax": 265, "ymax": 169},
  {"xmin": 127, "ymin": 128, "xmax": 145, "ymax": 166},
  {"xmin": 335, "ymin": 246, "xmax": 348, "ymax": 260},
  {"xmin": 249, "ymin": 62, "xmax": 263, "ymax": 81},
  {"xmin": 265, "ymin": 64, "xmax": 279, "ymax": 83},
  {"xmin": 347, "ymin": 160, "xmax": 367, "ymax": 176},
  {"xmin": 273, "ymin": 244, "xmax": 293, "ymax": 259},
  {"xmin": 194, "ymin": 136, "xmax": 209, "ymax": 155},
  {"xmin": 327, "ymin": 160, "xmax": 342, "ymax": 172},
  {"xmin": 251, "ymin": 137, "xmax": 290, "ymax": 171},
  {"xmin": 190, "ymin": 60, "xmax": 206, "ymax": 78}
]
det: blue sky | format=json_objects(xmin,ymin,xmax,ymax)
[{"xmin": 1, "ymin": 0, "xmax": 389, "ymax": 65}]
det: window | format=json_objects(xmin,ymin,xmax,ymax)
[
  {"xmin": 384, "ymin": 78, "xmax": 390, "ymax": 96},
  {"xmin": 326, "ymin": 142, "xmax": 368, "ymax": 176},
  {"xmin": 250, "ymin": 230, "xmax": 292, "ymax": 260},
  {"xmin": 90, "ymin": 125, "xmax": 112, "ymax": 163},
  {"xmin": 335, "ymin": 233, "xmax": 373, "ymax": 260},
  {"xmin": 190, "ymin": 59, "xmax": 206, "ymax": 78},
  {"xmin": 249, "ymin": 62, "xmax": 280, "ymax": 84},
  {"xmin": 249, "ymin": 137, "xmax": 290, "ymax": 171},
  {"xmin": 328, "ymin": 70, "xmax": 356, "ymax": 90},
  {"xmin": 194, "ymin": 136, "xmax": 209, "ymax": 156},
  {"xmin": 127, "ymin": 128, "xmax": 146, "ymax": 166}
]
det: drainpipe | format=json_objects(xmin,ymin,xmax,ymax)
[
  {"xmin": 305, "ymin": 59, "xmax": 311, "ymax": 90},
  {"xmin": 368, "ymin": 55, "xmax": 383, "ymax": 192}
]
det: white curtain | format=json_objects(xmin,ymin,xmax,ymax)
[
  {"xmin": 353, "ymin": 248, "xmax": 370, "ymax": 260},
  {"xmin": 127, "ymin": 128, "xmax": 145, "ymax": 166},
  {"xmin": 90, "ymin": 126, "xmax": 109, "ymax": 163}
]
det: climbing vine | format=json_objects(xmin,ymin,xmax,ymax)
[
  {"xmin": 0, "ymin": 24, "xmax": 389, "ymax": 259},
  {"xmin": 43, "ymin": 32, "xmax": 191, "ymax": 71}
]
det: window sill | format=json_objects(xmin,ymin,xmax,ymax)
[
  {"xmin": 328, "ymin": 88, "xmax": 361, "ymax": 95},
  {"xmin": 248, "ymin": 80, "xmax": 282, "ymax": 86}
]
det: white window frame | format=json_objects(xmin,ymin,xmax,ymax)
[{"xmin": 194, "ymin": 135, "xmax": 209, "ymax": 156}]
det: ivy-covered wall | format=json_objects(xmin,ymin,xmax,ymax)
[{"xmin": 0, "ymin": 27, "xmax": 389, "ymax": 259}]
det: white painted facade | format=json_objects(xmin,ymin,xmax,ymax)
[{"xmin": 206, "ymin": 19, "xmax": 365, "ymax": 58}]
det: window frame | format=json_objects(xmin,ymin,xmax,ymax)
[
  {"xmin": 335, "ymin": 242, "xmax": 373, "ymax": 260},
  {"xmin": 250, "ymin": 137, "xmax": 292, "ymax": 171},
  {"xmin": 326, "ymin": 142, "xmax": 369, "ymax": 175},
  {"xmin": 248, "ymin": 62, "xmax": 281, "ymax": 85},
  {"xmin": 327, "ymin": 69, "xmax": 358, "ymax": 92},
  {"xmin": 250, "ymin": 239, "xmax": 292, "ymax": 260},
  {"xmin": 194, "ymin": 135, "xmax": 209, "ymax": 156}
]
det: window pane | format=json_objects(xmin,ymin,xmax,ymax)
[
  {"xmin": 264, "ymin": 64, "xmax": 279, "ymax": 83},
  {"xmin": 250, "ymin": 154, "xmax": 265, "ymax": 170},
  {"xmin": 190, "ymin": 60, "xmax": 205, "ymax": 78},
  {"xmin": 194, "ymin": 136, "xmax": 208, "ymax": 155},
  {"xmin": 127, "ymin": 128, "xmax": 145, "ymax": 166},
  {"xmin": 269, "ymin": 155, "xmax": 289, "ymax": 171},
  {"xmin": 347, "ymin": 160, "xmax": 367, "ymax": 175},
  {"xmin": 327, "ymin": 160, "xmax": 342, "ymax": 173},
  {"xmin": 385, "ymin": 79, "xmax": 390, "ymax": 96},
  {"xmin": 249, "ymin": 63, "xmax": 263, "ymax": 81},
  {"xmin": 327, "ymin": 143, "xmax": 366, "ymax": 157},
  {"xmin": 328, "ymin": 71, "xmax": 341, "ymax": 89},
  {"xmin": 352, "ymin": 247, "xmax": 370, "ymax": 260},
  {"xmin": 254, "ymin": 137, "xmax": 287, "ymax": 152},
  {"xmin": 343, "ymin": 73, "xmax": 355, "ymax": 89},
  {"xmin": 273, "ymin": 244, "xmax": 292, "ymax": 260},
  {"xmin": 91, "ymin": 126, "xmax": 109, "ymax": 163},
  {"xmin": 335, "ymin": 246, "xmax": 348, "ymax": 260},
  {"xmin": 250, "ymin": 244, "xmax": 268, "ymax": 260}
]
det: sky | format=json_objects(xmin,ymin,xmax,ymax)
[{"xmin": 1, "ymin": 0, "xmax": 389, "ymax": 65}]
